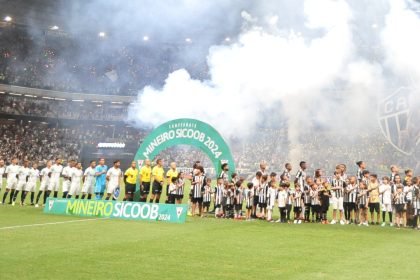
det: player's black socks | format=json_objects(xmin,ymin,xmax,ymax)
[
  {"xmin": 123, "ymin": 198, "xmax": 127, "ymax": 201},
  {"xmin": 30, "ymin": 192, "xmax": 35, "ymax": 204},
  {"xmin": 36, "ymin": 191, "xmax": 42, "ymax": 204},
  {"xmin": 382, "ymin": 211, "xmax": 386, "ymax": 223},
  {"xmin": 87, "ymin": 194, "xmax": 92, "ymax": 200},
  {"xmin": 149, "ymin": 199, "xmax": 153, "ymax": 203},
  {"xmin": 62, "ymin": 192, "xmax": 68, "ymax": 198},
  {"xmin": 44, "ymin": 191, "xmax": 51, "ymax": 204},
  {"xmin": 75, "ymin": 195, "xmax": 79, "ymax": 199},
  {"xmin": 389, "ymin": 212, "xmax": 393, "ymax": 223},
  {"xmin": 2, "ymin": 191, "xmax": 9, "ymax": 203},
  {"xmin": 105, "ymin": 197, "xmax": 110, "ymax": 200},
  {"xmin": 53, "ymin": 191, "xmax": 58, "ymax": 198},
  {"xmin": 9, "ymin": 189, "xmax": 15, "ymax": 203},
  {"xmin": 81, "ymin": 194, "xmax": 86, "ymax": 199},
  {"xmin": 155, "ymin": 199, "xmax": 160, "ymax": 204},
  {"xmin": 21, "ymin": 191, "xmax": 27, "ymax": 203},
  {"xmin": 12, "ymin": 190, "xmax": 19, "ymax": 202}
]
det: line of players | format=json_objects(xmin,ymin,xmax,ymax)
[
  {"xmin": 188, "ymin": 161, "xmax": 420, "ymax": 230},
  {"xmin": 0, "ymin": 157, "xmax": 126, "ymax": 207}
]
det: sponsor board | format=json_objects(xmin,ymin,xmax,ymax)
[{"xmin": 44, "ymin": 198, "xmax": 188, "ymax": 223}]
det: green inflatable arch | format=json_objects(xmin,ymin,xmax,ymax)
[{"xmin": 134, "ymin": 118, "xmax": 236, "ymax": 179}]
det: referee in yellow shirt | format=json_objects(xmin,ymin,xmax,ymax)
[
  {"xmin": 150, "ymin": 159, "xmax": 164, "ymax": 203},
  {"xmin": 139, "ymin": 159, "xmax": 152, "ymax": 202},
  {"xmin": 124, "ymin": 161, "xmax": 139, "ymax": 201},
  {"xmin": 165, "ymin": 162, "xmax": 178, "ymax": 203}
]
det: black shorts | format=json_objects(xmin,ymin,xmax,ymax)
[
  {"xmin": 125, "ymin": 183, "xmax": 136, "ymax": 194},
  {"xmin": 203, "ymin": 201, "xmax": 210, "ymax": 207},
  {"xmin": 246, "ymin": 205, "xmax": 252, "ymax": 210},
  {"xmin": 347, "ymin": 202, "xmax": 356, "ymax": 211},
  {"xmin": 369, "ymin": 202, "xmax": 380, "ymax": 213},
  {"xmin": 359, "ymin": 204, "xmax": 366, "ymax": 210},
  {"xmin": 311, "ymin": 205, "xmax": 320, "ymax": 213},
  {"xmin": 258, "ymin": 202, "xmax": 267, "ymax": 208},
  {"xmin": 235, "ymin": 204, "xmax": 242, "ymax": 211},
  {"xmin": 395, "ymin": 204, "xmax": 404, "ymax": 213},
  {"xmin": 293, "ymin": 206, "xmax": 302, "ymax": 213},
  {"xmin": 167, "ymin": 194, "xmax": 176, "ymax": 204},
  {"xmin": 152, "ymin": 181, "xmax": 162, "ymax": 194},
  {"xmin": 192, "ymin": 197, "xmax": 203, "ymax": 204},
  {"xmin": 141, "ymin": 182, "xmax": 151, "ymax": 195},
  {"xmin": 175, "ymin": 194, "xmax": 184, "ymax": 200},
  {"xmin": 253, "ymin": 196, "xmax": 259, "ymax": 206}
]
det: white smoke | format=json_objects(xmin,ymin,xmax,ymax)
[{"xmin": 127, "ymin": 0, "xmax": 419, "ymax": 164}]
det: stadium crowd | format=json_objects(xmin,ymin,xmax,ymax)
[
  {"xmin": 0, "ymin": 25, "xmax": 208, "ymax": 95},
  {"xmin": 0, "ymin": 94, "xmax": 127, "ymax": 121}
]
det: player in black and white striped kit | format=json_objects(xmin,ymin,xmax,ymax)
[
  {"xmin": 258, "ymin": 175, "xmax": 269, "ymax": 219},
  {"xmin": 293, "ymin": 184, "xmax": 304, "ymax": 224},
  {"xmin": 303, "ymin": 177, "xmax": 313, "ymax": 222},
  {"xmin": 393, "ymin": 184, "xmax": 406, "ymax": 229},
  {"xmin": 202, "ymin": 177, "xmax": 213, "ymax": 217},
  {"xmin": 356, "ymin": 161, "xmax": 366, "ymax": 183},
  {"xmin": 345, "ymin": 176, "xmax": 358, "ymax": 224},
  {"xmin": 214, "ymin": 178, "xmax": 224, "ymax": 218},
  {"xmin": 191, "ymin": 166, "xmax": 205, "ymax": 217},
  {"xmin": 175, "ymin": 172, "xmax": 185, "ymax": 204},
  {"xmin": 244, "ymin": 182, "xmax": 254, "ymax": 221}
]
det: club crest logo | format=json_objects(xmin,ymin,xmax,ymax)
[
  {"xmin": 176, "ymin": 207, "xmax": 183, "ymax": 219},
  {"xmin": 378, "ymin": 87, "xmax": 417, "ymax": 156},
  {"xmin": 48, "ymin": 200, "xmax": 54, "ymax": 210}
]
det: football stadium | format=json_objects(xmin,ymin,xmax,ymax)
[{"xmin": 0, "ymin": 0, "xmax": 420, "ymax": 279}]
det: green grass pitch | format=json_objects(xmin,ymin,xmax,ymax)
[{"xmin": 0, "ymin": 180, "xmax": 419, "ymax": 280}]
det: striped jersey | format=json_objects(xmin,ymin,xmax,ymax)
[
  {"xmin": 287, "ymin": 189, "xmax": 294, "ymax": 205},
  {"xmin": 310, "ymin": 188, "xmax": 320, "ymax": 205},
  {"xmin": 176, "ymin": 178, "xmax": 184, "ymax": 196},
  {"xmin": 235, "ymin": 187, "xmax": 244, "ymax": 205},
  {"xmin": 244, "ymin": 189, "xmax": 253, "ymax": 208},
  {"xmin": 358, "ymin": 189, "xmax": 368, "ymax": 205},
  {"xmin": 293, "ymin": 190, "xmax": 303, "ymax": 207},
  {"xmin": 258, "ymin": 183, "xmax": 268, "ymax": 204},
  {"xmin": 394, "ymin": 192, "xmax": 406, "ymax": 205},
  {"xmin": 357, "ymin": 169, "xmax": 364, "ymax": 182},
  {"xmin": 346, "ymin": 184, "xmax": 358, "ymax": 203},
  {"xmin": 303, "ymin": 184, "xmax": 312, "ymax": 204},
  {"xmin": 202, "ymin": 185, "xmax": 212, "ymax": 203},
  {"xmin": 214, "ymin": 185, "xmax": 224, "ymax": 205},
  {"xmin": 192, "ymin": 175, "xmax": 205, "ymax": 198},
  {"xmin": 295, "ymin": 169, "xmax": 306, "ymax": 188},
  {"xmin": 332, "ymin": 178, "xmax": 345, "ymax": 198},
  {"xmin": 226, "ymin": 188, "xmax": 234, "ymax": 205}
]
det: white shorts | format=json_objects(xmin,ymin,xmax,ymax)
[
  {"xmin": 7, "ymin": 178, "xmax": 18, "ymax": 190},
  {"xmin": 39, "ymin": 181, "xmax": 49, "ymax": 191},
  {"xmin": 16, "ymin": 181, "xmax": 26, "ymax": 191},
  {"xmin": 332, "ymin": 196, "xmax": 344, "ymax": 211},
  {"xmin": 107, "ymin": 183, "xmax": 119, "ymax": 194},
  {"xmin": 48, "ymin": 180, "xmax": 60, "ymax": 191},
  {"xmin": 62, "ymin": 180, "xmax": 71, "ymax": 192},
  {"xmin": 82, "ymin": 181, "xmax": 94, "ymax": 194},
  {"xmin": 25, "ymin": 182, "xmax": 36, "ymax": 192},
  {"xmin": 68, "ymin": 182, "xmax": 81, "ymax": 196},
  {"xmin": 381, "ymin": 203, "xmax": 392, "ymax": 212}
]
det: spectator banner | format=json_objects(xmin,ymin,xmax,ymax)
[
  {"xmin": 44, "ymin": 198, "xmax": 188, "ymax": 223},
  {"xmin": 134, "ymin": 118, "xmax": 236, "ymax": 174}
]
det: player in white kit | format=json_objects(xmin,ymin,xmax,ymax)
[
  {"xmin": 48, "ymin": 158, "xmax": 63, "ymax": 198},
  {"xmin": 81, "ymin": 160, "xmax": 96, "ymax": 200},
  {"xmin": 61, "ymin": 160, "xmax": 75, "ymax": 198},
  {"xmin": 0, "ymin": 159, "xmax": 5, "ymax": 192},
  {"xmin": 24, "ymin": 162, "xmax": 40, "ymax": 205},
  {"xmin": 2, "ymin": 157, "xmax": 20, "ymax": 205},
  {"xmin": 67, "ymin": 162, "xmax": 83, "ymax": 198},
  {"xmin": 35, "ymin": 160, "xmax": 52, "ymax": 207},
  {"xmin": 106, "ymin": 160, "xmax": 122, "ymax": 200},
  {"xmin": 12, "ymin": 160, "xmax": 30, "ymax": 206}
]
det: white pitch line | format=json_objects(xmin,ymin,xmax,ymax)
[{"xmin": 0, "ymin": 217, "xmax": 108, "ymax": 230}]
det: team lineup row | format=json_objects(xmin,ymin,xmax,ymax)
[{"xmin": 0, "ymin": 158, "xmax": 419, "ymax": 230}]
